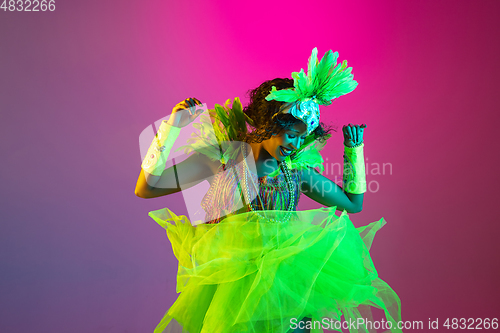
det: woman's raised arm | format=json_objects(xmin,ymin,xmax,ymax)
[
  {"xmin": 135, "ymin": 97, "xmax": 219, "ymax": 198},
  {"xmin": 300, "ymin": 124, "xmax": 367, "ymax": 213}
]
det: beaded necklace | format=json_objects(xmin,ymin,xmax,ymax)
[{"xmin": 241, "ymin": 144, "xmax": 296, "ymax": 223}]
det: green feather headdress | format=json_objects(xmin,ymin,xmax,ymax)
[
  {"xmin": 265, "ymin": 47, "xmax": 358, "ymax": 134},
  {"xmin": 177, "ymin": 97, "xmax": 251, "ymax": 164}
]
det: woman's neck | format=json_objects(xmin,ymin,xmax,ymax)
[{"xmin": 248, "ymin": 142, "xmax": 279, "ymax": 177}]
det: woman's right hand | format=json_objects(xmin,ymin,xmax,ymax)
[{"xmin": 167, "ymin": 97, "xmax": 204, "ymax": 127}]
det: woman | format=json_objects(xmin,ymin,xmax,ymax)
[{"xmin": 135, "ymin": 48, "xmax": 402, "ymax": 333}]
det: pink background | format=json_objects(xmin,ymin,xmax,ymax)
[{"xmin": 1, "ymin": 0, "xmax": 499, "ymax": 332}]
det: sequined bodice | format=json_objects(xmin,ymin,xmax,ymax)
[{"xmin": 201, "ymin": 159, "xmax": 301, "ymax": 224}]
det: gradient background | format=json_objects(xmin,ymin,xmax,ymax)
[{"xmin": 1, "ymin": 0, "xmax": 499, "ymax": 332}]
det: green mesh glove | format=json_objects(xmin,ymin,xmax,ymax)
[
  {"xmin": 141, "ymin": 120, "xmax": 181, "ymax": 176},
  {"xmin": 343, "ymin": 144, "xmax": 366, "ymax": 194}
]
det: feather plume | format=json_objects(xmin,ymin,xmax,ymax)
[{"xmin": 265, "ymin": 47, "xmax": 358, "ymax": 106}]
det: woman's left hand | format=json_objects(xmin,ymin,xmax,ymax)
[{"xmin": 343, "ymin": 123, "xmax": 366, "ymax": 147}]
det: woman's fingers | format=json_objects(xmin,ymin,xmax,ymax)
[
  {"xmin": 358, "ymin": 124, "xmax": 365, "ymax": 141},
  {"xmin": 189, "ymin": 97, "xmax": 203, "ymax": 106},
  {"xmin": 356, "ymin": 124, "xmax": 362, "ymax": 142},
  {"xmin": 169, "ymin": 97, "xmax": 204, "ymax": 127},
  {"xmin": 189, "ymin": 98, "xmax": 196, "ymax": 115},
  {"xmin": 180, "ymin": 98, "xmax": 202, "ymax": 116},
  {"xmin": 192, "ymin": 98, "xmax": 204, "ymax": 115},
  {"xmin": 346, "ymin": 124, "xmax": 354, "ymax": 142},
  {"xmin": 187, "ymin": 98, "xmax": 204, "ymax": 118},
  {"xmin": 193, "ymin": 98, "xmax": 203, "ymax": 118},
  {"xmin": 344, "ymin": 124, "xmax": 367, "ymax": 146},
  {"xmin": 185, "ymin": 98, "xmax": 195, "ymax": 114}
]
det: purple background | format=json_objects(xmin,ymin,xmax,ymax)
[{"xmin": 1, "ymin": 0, "xmax": 499, "ymax": 332}]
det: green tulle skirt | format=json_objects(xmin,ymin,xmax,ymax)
[{"xmin": 148, "ymin": 207, "xmax": 402, "ymax": 333}]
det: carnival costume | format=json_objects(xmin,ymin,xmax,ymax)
[{"xmin": 142, "ymin": 48, "xmax": 402, "ymax": 332}]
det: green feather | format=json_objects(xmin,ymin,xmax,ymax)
[
  {"xmin": 265, "ymin": 85, "xmax": 300, "ymax": 102},
  {"xmin": 177, "ymin": 98, "xmax": 251, "ymax": 163},
  {"xmin": 266, "ymin": 47, "xmax": 358, "ymax": 107}
]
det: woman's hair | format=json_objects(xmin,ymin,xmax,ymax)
[{"xmin": 243, "ymin": 78, "xmax": 334, "ymax": 143}]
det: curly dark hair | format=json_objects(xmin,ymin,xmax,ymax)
[{"xmin": 243, "ymin": 78, "xmax": 334, "ymax": 144}]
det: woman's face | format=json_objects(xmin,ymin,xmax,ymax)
[{"xmin": 262, "ymin": 121, "xmax": 308, "ymax": 162}]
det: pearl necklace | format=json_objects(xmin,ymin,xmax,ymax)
[{"xmin": 241, "ymin": 144, "xmax": 296, "ymax": 223}]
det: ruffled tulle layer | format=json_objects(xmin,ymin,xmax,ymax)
[{"xmin": 149, "ymin": 207, "xmax": 402, "ymax": 333}]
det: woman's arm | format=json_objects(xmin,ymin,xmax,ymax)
[
  {"xmin": 300, "ymin": 123, "xmax": 366, "ymax": 213},
  {"xmin": 300, "ymin": 167, "xmax": 363, "ymax": 213}
]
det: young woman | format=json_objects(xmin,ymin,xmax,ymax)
[{"xmin": 135, "ymin": 48, "xmax": 402, "ymax": 333}]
